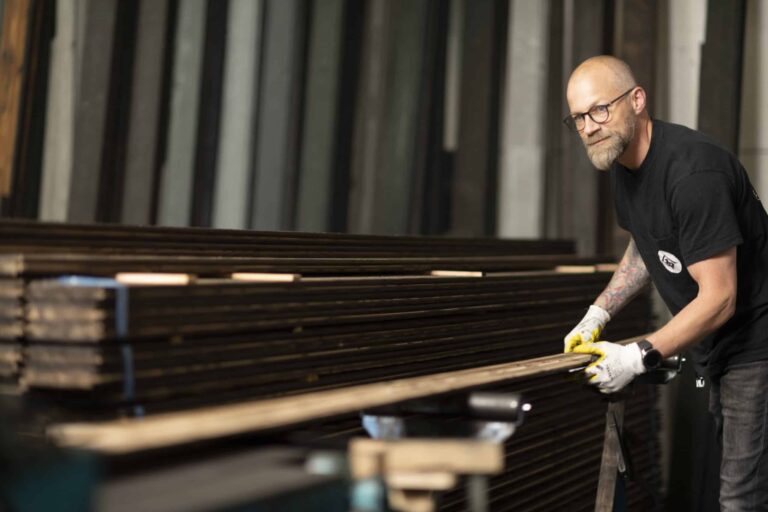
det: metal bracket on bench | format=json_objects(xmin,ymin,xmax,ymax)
[{"xmin": 352, "ymin": 391, "xmax": 529, "ymax": 512}]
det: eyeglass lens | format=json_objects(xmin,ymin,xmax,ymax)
[{"xmin": 573, "ymin": 106, "xmax": 609, "ymax": 130}]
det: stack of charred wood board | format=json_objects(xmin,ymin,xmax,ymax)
[{"xmin": 0, "ymin": 219, "xmax": 660, "ymax": 510}]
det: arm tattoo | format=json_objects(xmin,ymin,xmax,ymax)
[{"xmin": 596, "ymin": 239, "xmax": 651, "ymax": 317}]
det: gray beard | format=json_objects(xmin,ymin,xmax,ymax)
[{"xmin": 585, "ymin": 118, "xmax": 635, "ymax": 170}]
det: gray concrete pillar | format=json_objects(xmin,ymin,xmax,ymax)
[
  {"xmin": 667, "ymin": 0, "xmax": 706, "ymax": 127},
  {"xmin": 347, "ymin": 0, "xmax": 392, "ymax": 234},
  {"xmin": 67, "ymin": 0, "xmax": 118, "ymax": 223},
  {"xmin": 442, "ymin": 0, "xmax": 462, "ymax": 154},
  {"xmin": 697, "ymin": 0, "xmax": 746, "ymax": 152},
  {"xmin": 451, "ymin": 0, "xmax": 506, "ymax": 237},
  {"xmin": 157, "ymin": 0, "xmax": 206, "ymax": 227},
  {"xmin": 296, "ymin": 0, "xmax": 344, "ymax": 232},
  {"xmin": 347, "ymin": 0, "xmax": 431, "ymax": 235},
  {"xmin": 39, "ymin": 0, "xmax": 77, "ymax": 221},
  {"xmin": 497, "ymin": 0, "xmax": 550, "ymax": 239},
  {"xmin": 250, "ymin": 0, "xmax": 305, "ymax": 230},
  {"xmin": 371, "ymin": 0, "xmax": 429, "ymax": 235},
  {"xmin": 121, "ymin": 0, "xmax": 169, "ymax": 225},
  {"xmin": 212, "ymin": 0, "xmax": 262, "ymax": 229}
]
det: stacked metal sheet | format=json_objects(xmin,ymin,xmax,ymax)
[{"xmin": 20, "ymin": 272, "xmax": 649, "ymax": 416}]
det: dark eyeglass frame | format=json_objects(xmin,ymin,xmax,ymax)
[{"xmin": 563, "ymin": 86, "xmax": 636, "ymax": 132}]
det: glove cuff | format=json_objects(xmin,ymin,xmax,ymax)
[
  {"xmin": 587, "ymin": 304, "xmax": 611, "ymax": 324},
  {"xmin": 627, "ymin": 342, "xmax": 647, "ymax": 375}
]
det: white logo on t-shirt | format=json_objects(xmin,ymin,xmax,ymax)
[{"xmin": 658, "ymin": 250, "xmax": 682, "ymax": 274}]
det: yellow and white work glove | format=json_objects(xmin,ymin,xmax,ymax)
[
  {"xmin": 563, "ymin": 305, "xmax": 611, "ymax": 353},
  {"xmin": 573, "ymin": 342, "xmax": 646, "ymax": 394}
]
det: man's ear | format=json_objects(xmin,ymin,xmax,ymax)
[{"xmin": 631, "ymin": 87, "xmax": 647, "ymax": 114}]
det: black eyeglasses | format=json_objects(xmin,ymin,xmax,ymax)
[{"xmin": 563, "ymin": 87, "xmax": 636, "ymax": 132}]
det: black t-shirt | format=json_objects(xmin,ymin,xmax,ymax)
[{"xmin": 611, "ymin": 119, "xmax": 768, "ymax": 376}]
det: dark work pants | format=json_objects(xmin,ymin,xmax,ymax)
[{"xmin": 709, "ymin": 361, "xmax": 768, "ymax": 511}]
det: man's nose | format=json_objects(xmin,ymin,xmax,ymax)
[{"xmin": 582, "ymin": 115, "xmax": 600, "ymax": 136}]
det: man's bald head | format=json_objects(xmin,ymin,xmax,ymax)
[
  {"xmin": 568, "ymin": 55, "xmax": 637, "ymax": 98},
  {"xmin": 567, "ymin": 56, "xmax": 637, "ymax": 111}
]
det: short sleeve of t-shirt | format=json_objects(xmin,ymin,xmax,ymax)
[{"xmin": 670, "ymin": 171, "xmax": 744, "ymax": 265}]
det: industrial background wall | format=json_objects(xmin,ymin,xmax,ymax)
[
  {"xmin": 1, "ymin": 0, "xmax": 763, "ymax": 254},
  {"xmin": 0, "ymin": 0, "xmax": 764, "ymax": 511}
]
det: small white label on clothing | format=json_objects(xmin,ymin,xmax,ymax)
[{"xmin": 658, "ymin": 250, "xmax": 683, "ymax": 274}]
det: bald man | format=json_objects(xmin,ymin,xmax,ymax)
[{"xmin": 562, "ymin": 55, "xmax": 768, "ymax": 509}]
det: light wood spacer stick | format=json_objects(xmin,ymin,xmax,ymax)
[{"xmin": 115, "ymin": 273, "xmax": 195, "ymax": 285}]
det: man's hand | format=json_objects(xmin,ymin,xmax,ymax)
[
  {"xmin": 573, "ymin": 341, "xmax": 646, "ymax": 393},
  {"xmin": 563, "ymin": 305, "xmax": 611, "ymax": 353}
]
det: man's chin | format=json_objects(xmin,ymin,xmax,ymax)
[{"xmin": 587, "ymin": 150, "xmax": 618, "ymax": 170}]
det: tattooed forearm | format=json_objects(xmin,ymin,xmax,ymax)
[{"xmin": 594, "ymin": 239, "xmax": 651, "ymax": 317}]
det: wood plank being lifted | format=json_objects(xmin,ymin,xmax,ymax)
[{"xmin": 47, "ymin": 335, "xmax": 645, "ymax": 454}]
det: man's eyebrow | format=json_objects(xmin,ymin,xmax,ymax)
[
  {"xmin": 571, "ymin": 97, "xmax": 607, "ymax": 115},
  {"xmin": 570, "ymin": 104, "xmax": 594, "ymax": 116}
]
